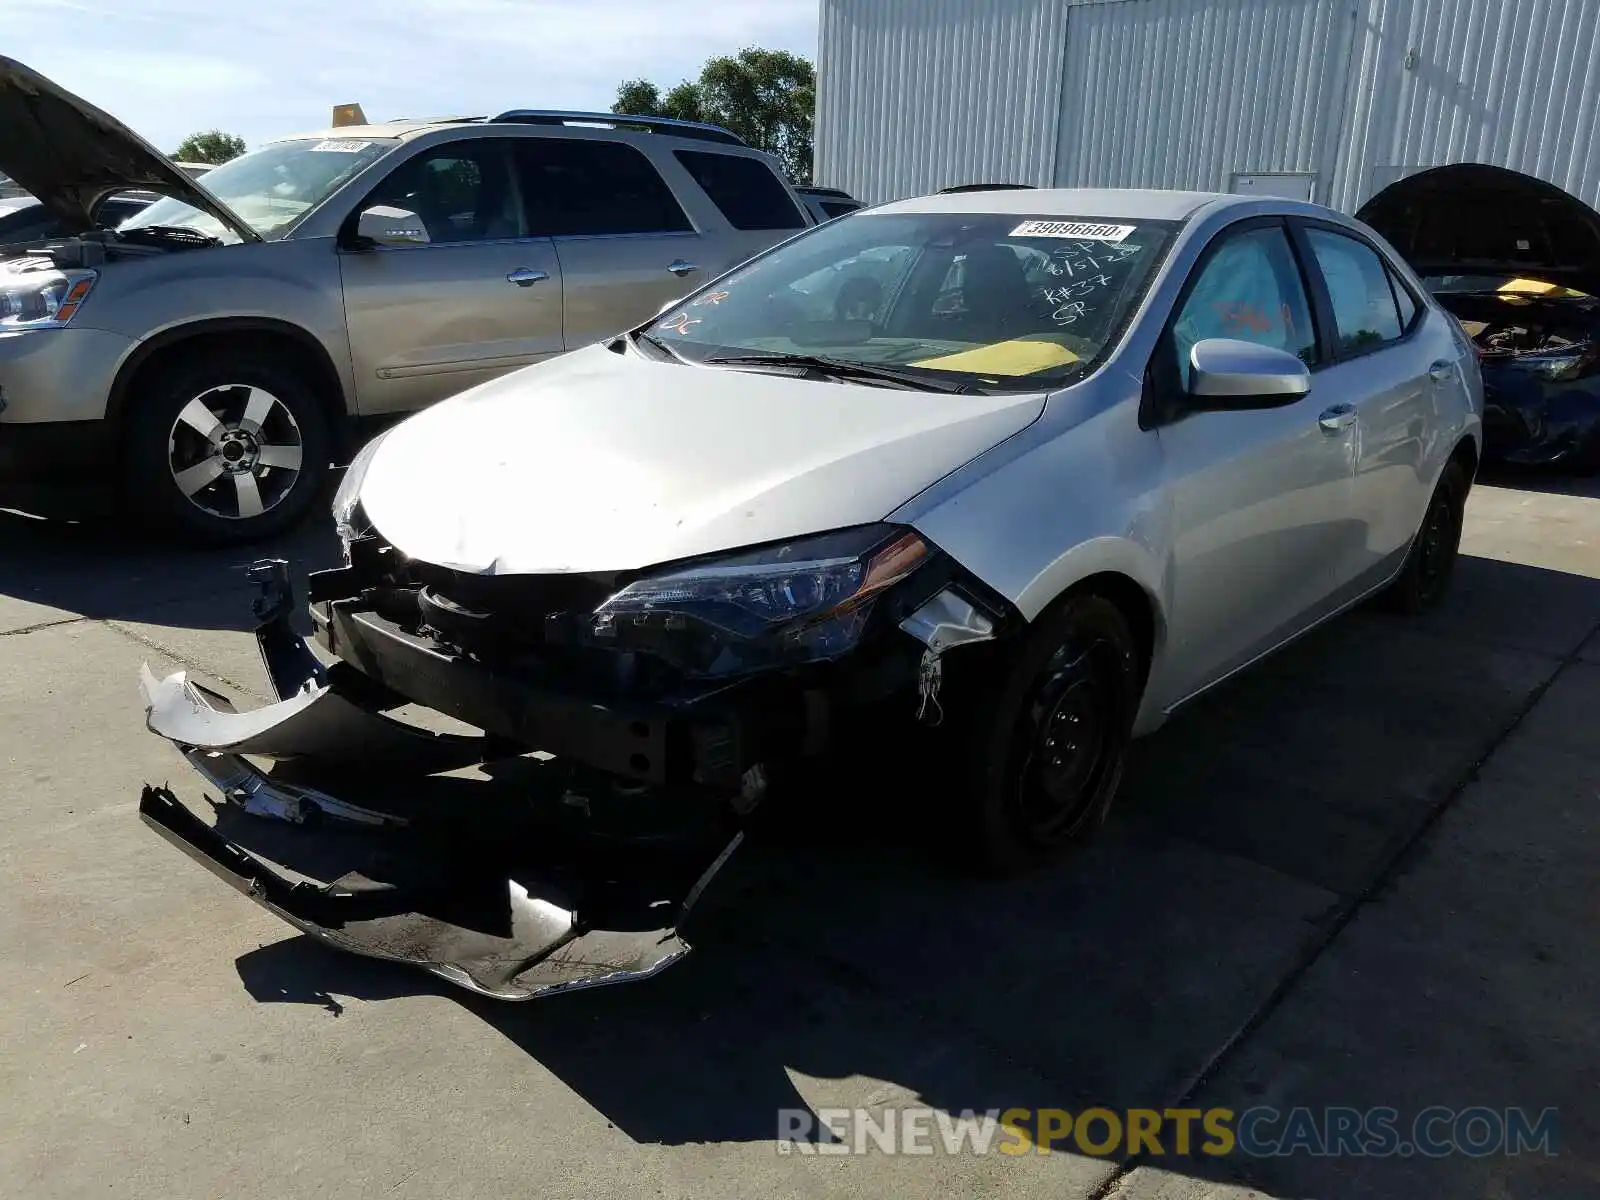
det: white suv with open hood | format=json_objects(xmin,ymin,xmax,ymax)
[{"xmin": 0, "ymin": 56, "xmax": 813, "ymax": 541}]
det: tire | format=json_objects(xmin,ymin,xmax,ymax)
[
  {"xmin": 123, "ymin": 350, "xmax": 332, "ymax": 544},
  {"xmin": 958, "ymin": 592, "xmax": 1144, "ymax": 875},
  {"xmin": 1381, "ymin": 458, "xmax": 1469, "ymax": 615}
]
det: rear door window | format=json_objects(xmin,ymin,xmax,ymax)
[
  {"xmin": 517, "ymin": 139, "xmax": 693, "ymax": 237},
  {"xmin": 1387, "ymin": 264, "xmax": 1418, "ymax": 330},
  {"xmin": 674, "ymin": 150, "xmax": 805, "ymax": 231},
  {"xmin": 1305, "ymin": 228, "xmax": 1405, "ymax": 354}
]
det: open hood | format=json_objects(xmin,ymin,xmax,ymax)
[
  {"xmin": 358, "ymin": 343, "xmax": 1048, "ymax": 575},
  {"xmin": 0, "ymin": 56, "xmax": 259, "ymax": 241},
  {"xmin": 1357, "ymin": 164, "xmax": 1600, "ymax": 296}
]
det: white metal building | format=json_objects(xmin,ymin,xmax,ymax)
[{"xmin": 815, "ymin": 0, "xmax": 1600, "ymax": 213}]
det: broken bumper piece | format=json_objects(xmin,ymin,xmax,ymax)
[
  {"xmin": 137, "ymin": 559, "xmax": 746, "ymax": 1001},
  {"xmin": 137, "ymin": 779, "xmax": 742, "ymax": 1001}
]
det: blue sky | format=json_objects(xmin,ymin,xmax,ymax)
[{"xmin": 3, "ymin": 0, "xmax": 818, "ymax": 153}]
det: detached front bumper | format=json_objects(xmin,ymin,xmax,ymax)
[{"xmin": 137, "ymin": 562, "xmax": 749, "ymax": 1001}]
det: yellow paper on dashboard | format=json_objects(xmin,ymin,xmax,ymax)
[{"xmin": 909, "ymin": 339, "xmax": 1080, "ymax": 377}]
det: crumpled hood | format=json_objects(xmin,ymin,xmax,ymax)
[
  {"xmin": 1357, "ymin": 163, "xmax": 1600, "ymax": 297},
  {"xmin": 359, "ymin": 343, "xmax": 1047, "ymax": 575},
  {"xmin": 0, "ymin": 55, "xmax": 258, "ymax": 240}
]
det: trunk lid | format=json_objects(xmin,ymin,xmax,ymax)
[{"xmin": 0, "ymin": 55, "xmax": 260, "ymax": 241}]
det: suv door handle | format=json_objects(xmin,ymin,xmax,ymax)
[
  {"xmin": 1428, "ymin": 359, "xmax": 1454, "ymax": 383},
  {"xmin": 1318, "ymin": 403, "xmax": 1358, "ymax": 434},
  {"xmin": 506, "ymin": 268, "xmax": 549, "ymax": 287},
  {"xmin": 666, "ymin": 260, "xmax": 699, "ymax": 277}
]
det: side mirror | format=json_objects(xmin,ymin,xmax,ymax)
[
  {"xmin": 1187, "ymin": 338, "xmax": 1311, "ymax": 408},
  {"xmin": 354, "ymin": 205, "xmax": 430, "ymax": 249}
]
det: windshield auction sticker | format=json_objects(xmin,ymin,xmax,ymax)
[{"xmin": 1011, "ymin": 220, "xmax": 1136, "ymax": 242}]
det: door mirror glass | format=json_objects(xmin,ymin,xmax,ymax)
[
  {"xmin": 1188, "ymin": 337, "xmax": 1312, "ymax": 406},
  {"xmin": 356, "ymin": 205, "xmax": 431, "ymax": 248}
]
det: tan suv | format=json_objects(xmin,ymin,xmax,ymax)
[{"xmin": 0, "ymin": 56, "xmax": 814, "ymax": 541}]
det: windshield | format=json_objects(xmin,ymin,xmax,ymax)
[
  {"xmin": 119, "ymin": 137, "xmax": 394, "ymax": 242},
  {"xmin": 645, "ymin": 212, "xmax": 1174, "ymax": 390}
]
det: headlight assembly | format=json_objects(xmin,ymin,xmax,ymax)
[
  {"xmin": 591, "ymin": 524, "xmax": 931, "ymax": 677},
  {"xmin": 0, "ymin": 266, "xmax": 97, "ymax": 330}
]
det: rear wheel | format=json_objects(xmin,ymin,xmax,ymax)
[
  {"xmin": 960, "ymin": 593, "xmax": 1143, "ymax": 874},
  {"xmin": 124, "ymin": 352, "xmax": 332, "ymax": 544},
  {"xmin": 1382, "ymin": 458, "xmax": 1469, "ymax": 615}
]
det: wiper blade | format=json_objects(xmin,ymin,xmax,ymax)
[
  {"xmin": 117, "ymin": 224, "xmax": 222, "ymax": 246},
  {"xmin": 701, "ymin": 352, "xmax": 981, "ymax": 393},
  {"xmin": 631, "ymin": 330, "xmax": 687, "ymax": 363}
]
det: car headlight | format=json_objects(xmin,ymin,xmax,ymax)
[
  {"xmin": 0, "ymin": 267, "xmax": 97, "ymax": 329},
  {"xmin": 591, "ymin": 524, "xmax": 931, "ymax": 677},
  {"xmin": 332, "ymin": 428, "xmax": 391, "ymax": 554}
]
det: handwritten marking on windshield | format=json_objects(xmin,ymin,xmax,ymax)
[
  {"xmin": 661, "ymin": 312, "xmax": 702, "ymax": 335},
  {"xmin": 693, "ymin": 291, "xmax": 730, "ymax": 307}
]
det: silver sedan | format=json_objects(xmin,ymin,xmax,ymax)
[{"xmin": 139, "ymin": 187, "xmax": 1482, "ymax": 1000}]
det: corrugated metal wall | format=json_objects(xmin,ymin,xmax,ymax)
[
  {"xmin": 816, "ymin": 0, "xmax": 1600, "ymax": 213},
  {"xmin": 1330, "ymin": 0, "xmax": 1600, "ymax": 210},
  {"xmin": 814, "ymin": 0, "xmax": 1071, "ymax": 202},
  {"xmin": 1053, "ymin": 0, "xmax": 1355, "ymax": 200}
]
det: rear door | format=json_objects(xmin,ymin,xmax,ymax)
[
  {"xmin": 1293, "ymin": 221, "xmax": 1441, "ymax": 596},
  {"xmin": 513, "ymin": 137, "xmax": 710, "ymax": 348},
  {"xmin": 1153, "ymin": 219, "xmax": 1357, "ymax": 704},
  {"xmin": 338, "ymin": 137, "xmax": 564, "ymax": 415}
]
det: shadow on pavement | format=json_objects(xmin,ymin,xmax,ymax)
[
  {"xmin": 0, "ymin": 505, "xmax": 341, "ymax": 631},
  {"xmin": 228, "ymin": 553, "xmax": 1600, "ymax": 1175},
  {"xmin": 1476, "ymin": 462, "xmax": 1600, "ymax": 499}
]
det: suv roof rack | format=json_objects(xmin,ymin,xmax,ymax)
[
  {"xmin": 796, "ymin": 185, "xmax": 855, "ymax": 199},
  {"xmin": 489, "ymin": 110, "xmax": 746, "ymax": 146},
  {"xmin": 937, "ymin": 182, "xmax": 1037, "ymax": 194}
]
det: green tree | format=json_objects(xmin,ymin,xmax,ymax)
[
  {"xmin": 172, "ymin": 130, "xmax": 247, "ymax": 165},
  {"xmin": 613, "ymin": 48, "xmax": 815, "ymax": 183}
]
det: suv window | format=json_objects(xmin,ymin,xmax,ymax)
[
  {"xmin": 675, "ymin": 150, "xmax": 804, "ymax": 231},
  {"xmin": 517, "ymin": 139, "xmax": 692, "ymax": 237},
  {"xmin": 1306, "ymin": 228, "xmax": 1404, "ymax": 354},
  {"xmin": 366, "ymin": 142, "xmax": 521, "ymax": 244},
  {"xmin": 1171, "ymin": 224, "xmax": 1316, "ymax": 388}
]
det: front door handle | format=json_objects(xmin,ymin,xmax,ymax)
[
  {"xmin": 1428, "ymin": 359, "xmax": 1454, "ymax": 383},
  {"xmin": 506, "ymin": 267, "xmax": 549, "ymax": 287},
  {"xmin": 1318, "ymin": 403, "xmax": 1358, "ymax": 434},
  {"xmin": 666, "ymin": 259, "xmax": 699, "ymax": 277}
]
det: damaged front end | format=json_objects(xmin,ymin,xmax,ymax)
[{"xmin": 140, "ymin": 532, "xmax": 1012, "ymax": 1000}]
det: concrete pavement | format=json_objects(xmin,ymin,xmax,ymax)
[{"xmin": 1, "ymin": 469, "xmax": 1595, "ymax": 1199}]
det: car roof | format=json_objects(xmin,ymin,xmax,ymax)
[{"xmin": 874, "ymin": 187, "xmax": 1233, "ymax": 221}]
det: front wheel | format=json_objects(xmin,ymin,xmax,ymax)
[
  {"xmin": 124, "ymin": 352, "xmax": 332, "ymax": 544},
  {"xmin": 960, "ymin": 593, "xmax": 1144, "ymax": 874}
]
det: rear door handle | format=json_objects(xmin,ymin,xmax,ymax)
[
  {"xmin": 666, "ymin": 259, "xmax": 699, "ymax": 277},
  {"xmin": 506, "ymin": 268, "xmax": 549, "ymax": 287},
  {"xmin": 1428, "ymin": 359, "xmax": 1454, "ymax": 383},
  {"xmin": 1318, "ymin": 403, "xmax": 1358, "ymax": 434}
]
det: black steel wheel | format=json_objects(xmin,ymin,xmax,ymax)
[
  {"xmin": 1383, "ymin": 457, "xmax": 1469, "ymax": 615},
  {"xmin": 963, "ymin": 592, "xmax": 1143, "ymax": 874}
]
